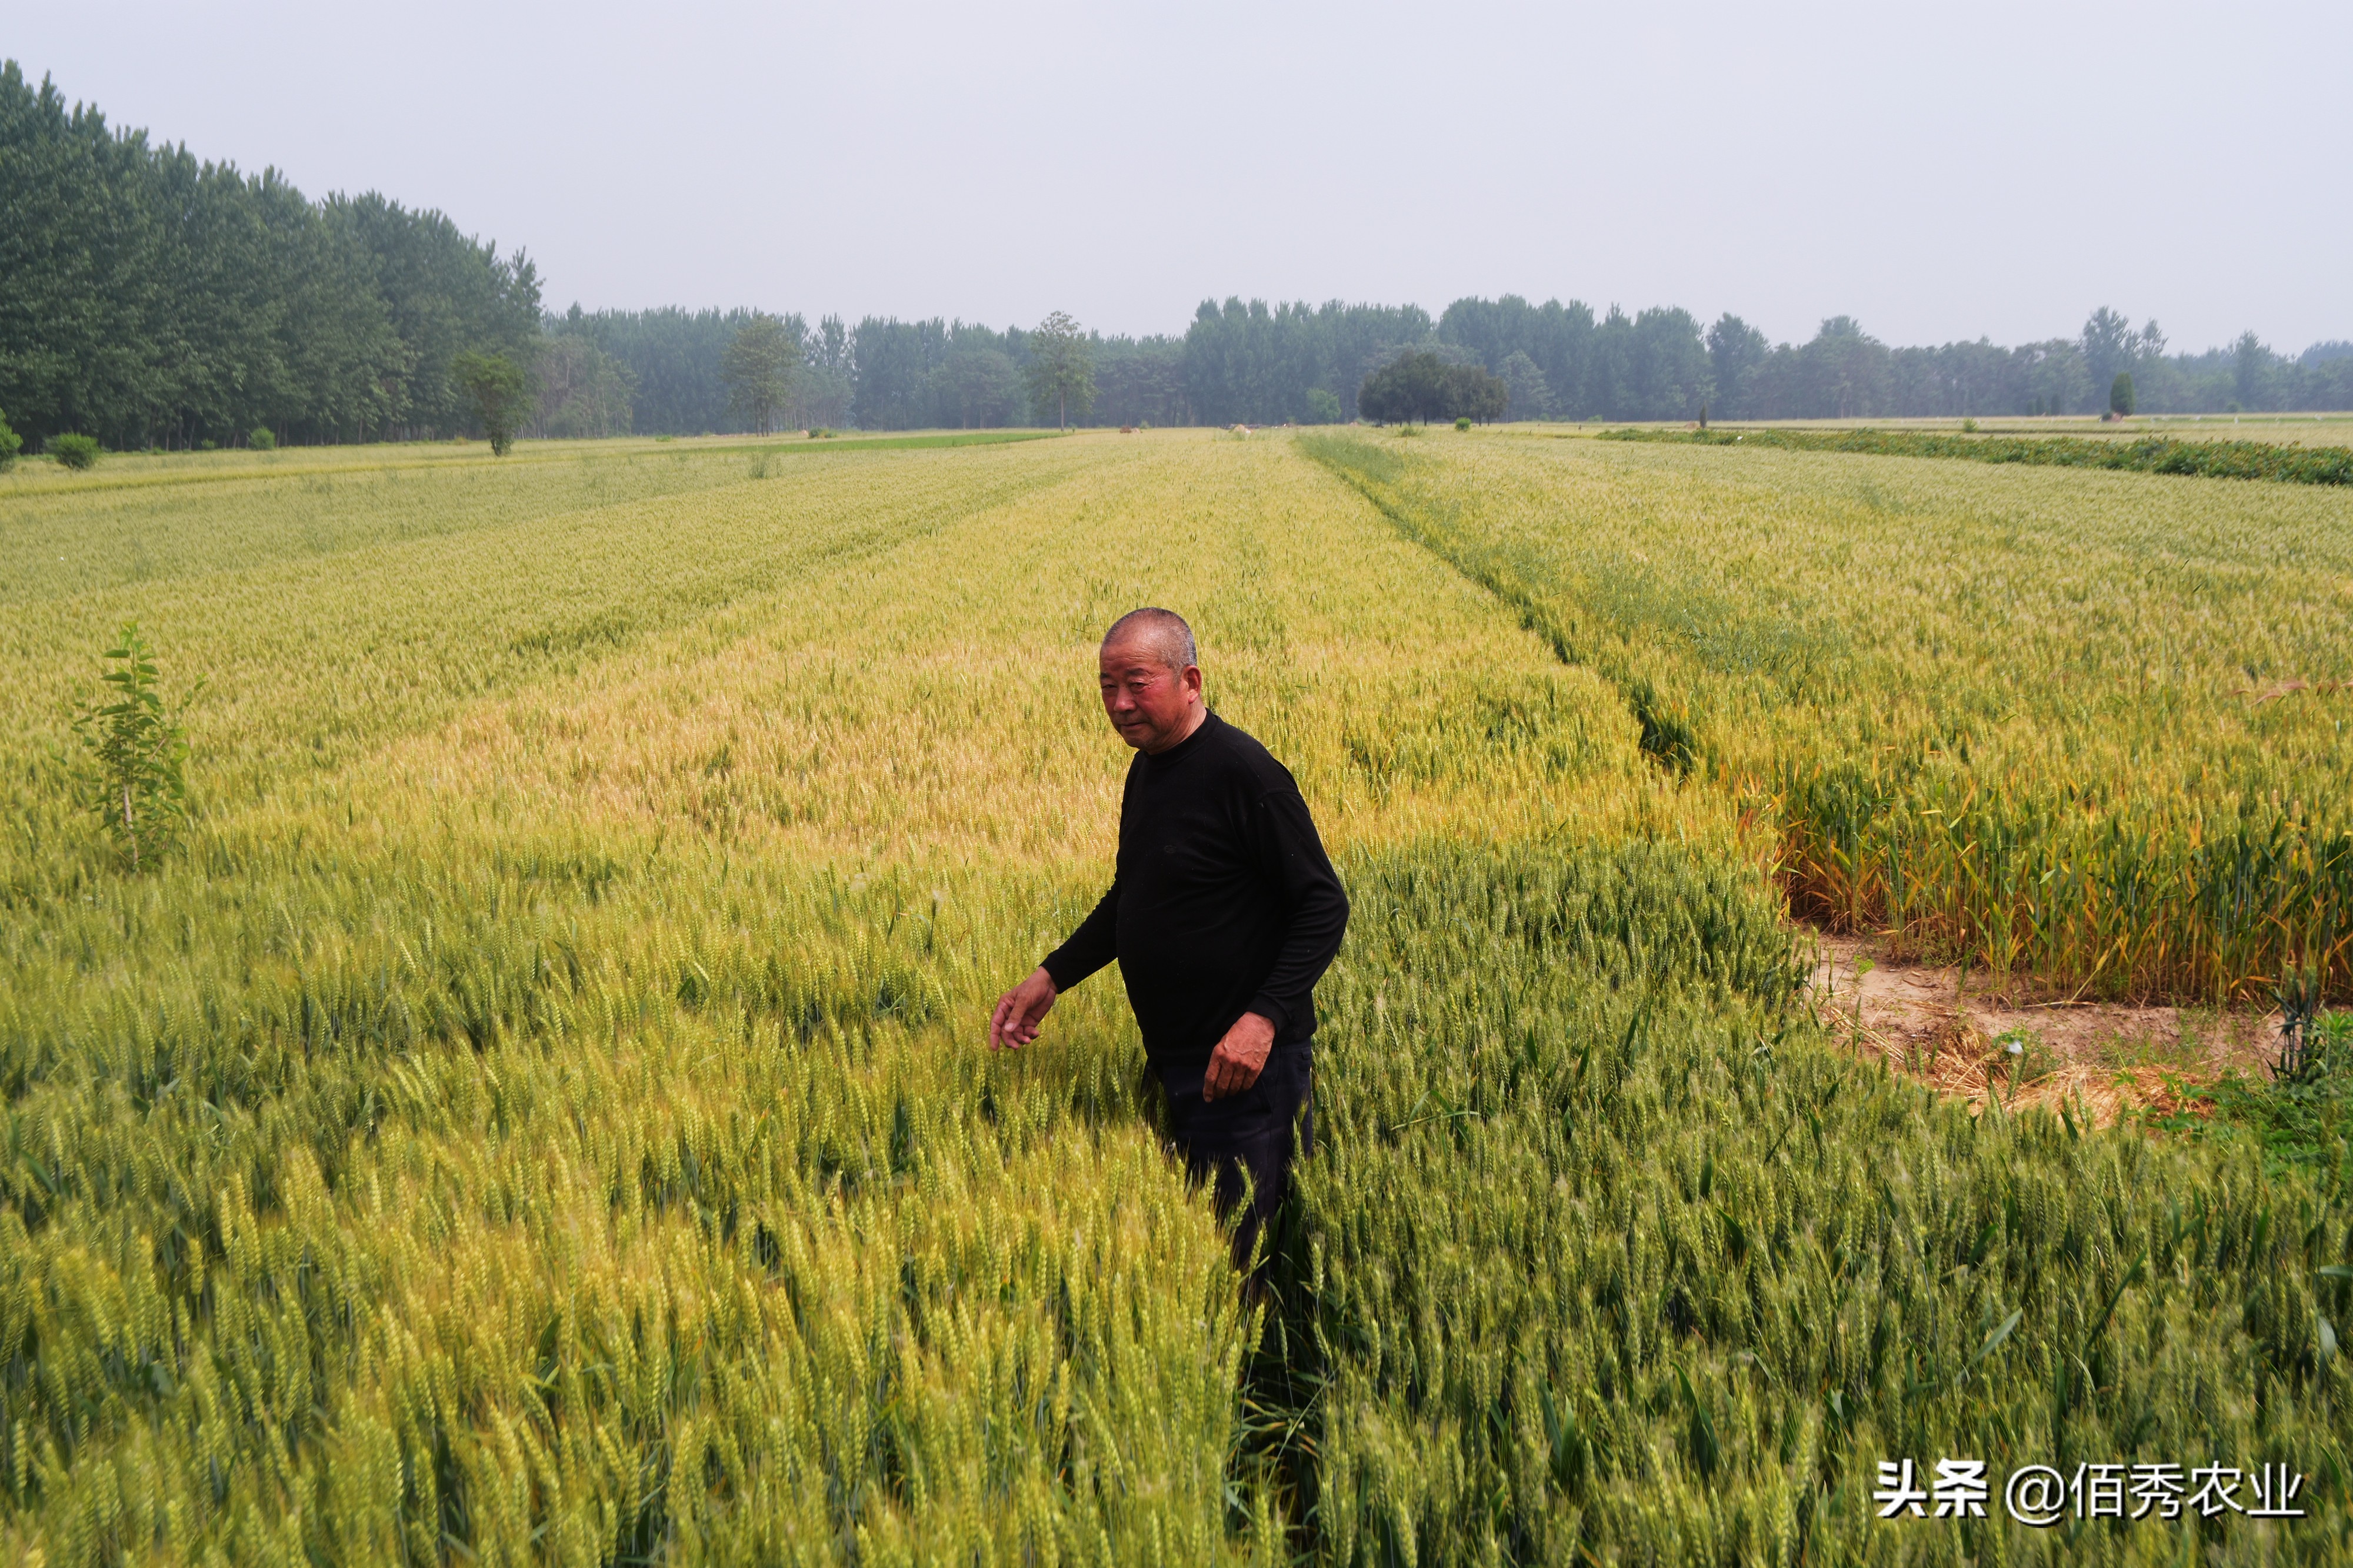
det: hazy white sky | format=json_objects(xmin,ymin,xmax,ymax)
[{"xmin": 7, "ymin": 1, "xmax": 2342, "ymax": 352}]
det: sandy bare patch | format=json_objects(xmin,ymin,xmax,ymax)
[{"xmin": 1805, "ymin": 933, "xmax": 2284, "ymax": 1127}]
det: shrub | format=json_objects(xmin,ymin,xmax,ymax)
[
  {"xmin": 1306, "ymin": 388, "xmax": 1344, "ymax": 424},
  {"xmin": 1454, "ymin": 416, "xmax": 1472, "ymax": 432},
  {"xmin": 48, "ymin": 432, "xmax": 100, "ymax": 470},
  {"xmin": 0, "ymin": 405, "xmax": 21, "ymax": 469},
  {"xmin": 451, "ymin": 348, "xmax": 530, "ymax": 456},
  {"xmin": 249, "ymin": 425, "xmax": 277, "ymax": 450},
  {"xmin": 2111, "ymin": 371, "xmax": 2137, "ymax": 416}
]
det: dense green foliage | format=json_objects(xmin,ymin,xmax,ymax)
[
  {"xmin": 717, "ymin": 313, "xmax": 797, "ymax": 436},
  {"xmin": 1688, "ymin": 309, "xmax": 2353, "ymax": 423},
  {"xmin": 1192, "ymin": 300, "xmax": 2353, "ymax": 428},
  {"xmin": 528, "ymin": 333, "xmax": 637, "ymax": 439},
  {"xmin": 45, "ymin": 433, "xmax": 98, "ymax": 471},
  {"xmin": 1357, "ymin": 352, "xmax": 1507, "ymax": 425},
  {"xmin": 768, "ymin": 307, "xmax": 2353, "ymax": 433},
  {"xmin": 545, "ymin": 306, "xmax": 822, "ymax": 435},
  {"xmin": 1439, "ymin": 297, "xmax": 1714, "ymax": 422},
  {"xmin": 0, "ymin": 64, "xmax": 539, "ymax": 449},
  {"xmin": 1601, "ymin": 425, "xmax": 2353, "ymax": 486},
  {"xmin": 842, "ymin": 316, "xmax": 1174, "ymax": 432},
  {"xmin": 1442, "ymin": 301, "xmax": 2353, "ymax": 424},
  {"xmin": 1023, "ymin": 312, "xmax": 1096, "ymax": 430},
  {"xmin": 555, "ymin": 311, "xmax": 1181, "ymax": 434},
  {"xmin": 1182, "ymin": 299, "xmax": 1436, "ymax": 426},
  {"xmin": 449, "ymin": 351, "xmax": 531, "ymax": 457}
]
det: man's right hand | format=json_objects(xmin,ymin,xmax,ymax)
[{"xmin": 988, "ymin": 966, "xmax": 1058, "ymax": 1050}]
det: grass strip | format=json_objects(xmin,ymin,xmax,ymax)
[
  {"xmin": 1599, "ymin": 426, "xmax": 2353, "ymax": 485},
  {"xmin": 0, "ymin": 429, "xmax": 1065, "ymax": 502},
  {"xmin": 718, "ymin": 428, "xmax": 1066, "ymax": 455}
]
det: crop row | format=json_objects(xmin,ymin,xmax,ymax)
[{"xmin": 1307, "ymin": 431, "xmax": 2353, "ymax": 1002}]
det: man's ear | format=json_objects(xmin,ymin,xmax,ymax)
[{"xmin": 1182, "ymin": 664, "xmax": 1204, "ymax": 696}]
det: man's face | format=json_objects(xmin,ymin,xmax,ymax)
[{"xmin": 1098, "ymin": 636, "xmax": 1202, "ymax": 753}]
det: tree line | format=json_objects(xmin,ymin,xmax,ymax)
[
  {"xmin": 1694, "ymin": 307, "xmax": 2353, "ymax": 423},
  {"xmin": 545, "ymin": 299, "xmax": 2353, "ymax": 438},
  {"xmin": 546, "ymin": 309, "xmax": 1189, "ymax": 434},
  {"xmin": 0, "ymin": 64, "xmax": 539, "ymax": 451},
  {"xmin": 6, "ymin": 61, "xmax": 2347, "ymax": 451}
]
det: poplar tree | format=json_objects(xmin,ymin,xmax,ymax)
[
  {"xmin": 720, "ymin": 313, "xmax": 798, "ymax": 435},
  {"xmin": 1024, "ymin": 312, "xmax": 1095, "ymax": 429}
]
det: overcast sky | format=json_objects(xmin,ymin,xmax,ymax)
[{"xmin": 8, "ymin": 1, "xmax": 2342, "ymax": 353}]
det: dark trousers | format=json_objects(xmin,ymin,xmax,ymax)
[{"xmin": 1160, "ymin": 1042, "xmax": 1313, "ymax": 1273}]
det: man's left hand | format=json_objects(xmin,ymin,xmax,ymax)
[{"xmin": 1202, "ymin": 1011, "xmax": 1276, "ymax": 1102}]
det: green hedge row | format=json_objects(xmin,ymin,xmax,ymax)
[{"xmin": 1599, "ymin": 426, "xmax": 2353, "ymax": 485}]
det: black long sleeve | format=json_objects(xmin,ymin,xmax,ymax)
[
  {"xmin": 1239, "ymin": 787, "xmax": 1351, "ymax": 1036},
  {"xmin": 1041, "ymin": 711, "xmax": 1349, "ymax": 1077},
  {"xmin": 1042, "ymin": 879, "xmax": 1119, "ymax": 991}
]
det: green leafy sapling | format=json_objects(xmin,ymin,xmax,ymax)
[{"xmin": 72, "ymin": 622, "xmax": 199, "ymax": 871}]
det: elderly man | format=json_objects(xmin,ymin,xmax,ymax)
[{"xmin": 989, "ymin": 607, "xmax": 1349, "ymax": 1265}]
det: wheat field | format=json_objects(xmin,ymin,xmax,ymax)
[
  {"xmin": 4, "ymin": 431, "xmax": 2348, "ymax": 1563},
  {"xmin": 1310, "ymin": 428, "xmax": 2353, "ymax": 1002}
]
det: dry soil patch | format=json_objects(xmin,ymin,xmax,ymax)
[{"xmin": 1806, "ymin": 933, "xmax": 2282, "ymax": 1126}]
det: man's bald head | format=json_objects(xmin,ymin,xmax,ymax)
[
  {"xmin": 1097, "ymin": 609, "xmax": 1207, "ymax": 755},
  {"xmin": 1102, "ymin": 607, "xmax": 1198, "ymax": 673}
]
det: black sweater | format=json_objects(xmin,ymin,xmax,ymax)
[{"xmin": 1042, "ymin": 711, "xmax": 1349, "ymax": 1090}]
